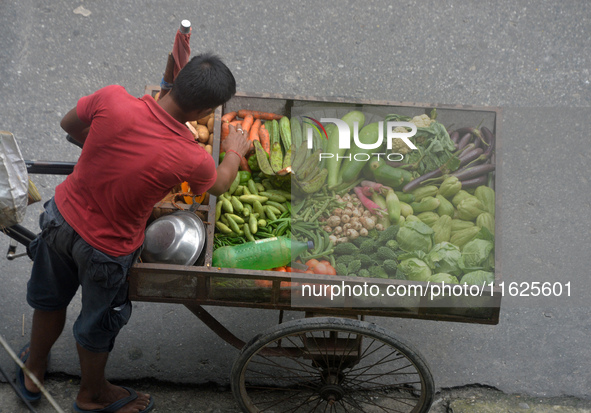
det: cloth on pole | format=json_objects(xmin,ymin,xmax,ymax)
[{"xmin": 172, "ymin": 24, "xmax": 191, "ymax": 79}]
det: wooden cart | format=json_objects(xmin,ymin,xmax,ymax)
[{"xmin": 4, "ymin": 90, "xmax": 502, "ymax": 413}]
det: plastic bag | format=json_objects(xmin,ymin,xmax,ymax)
[{"xmin": 0, "ymin": 131, "xmax": 29, "ymax": 228}]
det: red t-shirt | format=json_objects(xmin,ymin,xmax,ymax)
[{"xmin": 55, "ymin": 85, "xmax": 216, "ymax": 256}]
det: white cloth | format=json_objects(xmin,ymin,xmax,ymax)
[{"xmin": 0, "ymin": 131, "xmax": 28, "ymax": 228}]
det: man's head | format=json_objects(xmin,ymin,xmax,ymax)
[{"xmin": 170, "ymin": 53, "xmax": 236, "ymax": 113}]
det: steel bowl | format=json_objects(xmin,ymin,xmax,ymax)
[{"xmin": 141, "ymin": 210, "xmax": 206, "ymax": 266}]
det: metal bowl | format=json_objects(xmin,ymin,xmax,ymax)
[{"xmin": 141, "ymin": 210, "xmax": 206, "ymax": 266}]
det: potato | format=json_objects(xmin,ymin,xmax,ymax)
[
  {"xmin": 197, "ymin": 113, "xmax": 212, "ymax": 125},
  {"xmin": 198, "ymin": 142, "xmax": 206, "ymax": 148},
  {"xmin": 196, "ymin": 125, "xmax": 209, "ymax": 143},
  {"xmin": 207, "ymin": 133, "xmax": 214, "ymax": 145},
  {"xmin": 205, "ymin": 145, "xmax": 213, "ymax": 155},
  {"xmin": 207, "ymin": 116, "xmax": 214, "ymax": 133}
]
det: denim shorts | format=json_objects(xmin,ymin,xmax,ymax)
[{"xmin": 27, "ymin": 198, "xmax": 139, "ymax": 352}]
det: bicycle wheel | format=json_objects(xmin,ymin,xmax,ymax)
[{"xmin": 231, "ymin": 317, "xmax": 434, "ymax": 413}]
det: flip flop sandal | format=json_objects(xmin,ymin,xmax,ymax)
[
  {"xmin": 72, "ymin": 386, "xmax": 155, "ymax": 413},
  {"xmin": 15, "ymin": 343, "xmax": 41, "ymax": 402}
]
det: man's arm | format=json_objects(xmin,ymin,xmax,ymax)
[
  {"xmin": 60, "ymin": 107, "xmax": 91, "ymax": 146},
  {"xmin": 207, "ymin": 124, "xmax": 251, "ymax": 197}
]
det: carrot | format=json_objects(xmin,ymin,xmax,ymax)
[
  {"xmin": 248, "ymin": 119, "xmax": 262, "ymax": 143},
  {"xmin": 237, "ymin": 110, "xmax": 283, "ymax": 121},
  {"xmin": 221, "ymin": 122, "xmax": 230, "ymax": 141},
  {"xmin": 239, "ymin": 156, "xmax": 251, "ymax": 172},
  {"xmin": 229, "ymin": 120, "xmax": 242, "ymax": 128},
  {"xmin": 259, "ymin": 125, "xmax": 271, "ymax": 154},
  {"xmin": 241, "ymin": 114, "xmax": 254, "ymax": 134},
  {"xmin": 221, "ymin": 111, "xmax": 237, "ymax": 123}
]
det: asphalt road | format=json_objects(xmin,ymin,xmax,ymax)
[{"xmin": 1, "ymin": 0, "xmax": 590, "ymax": 411}]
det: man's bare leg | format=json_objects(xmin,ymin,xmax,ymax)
[
  {"xmin": 22, "ymin": 308, "xmax": 66, "ymax": 393},
  {"xmin": 74, "ymin": 343, "xmax": 151, "ymax": 413}
]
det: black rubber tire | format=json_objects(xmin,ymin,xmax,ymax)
[{"xmin": 231, "ymin": 317, "xmax": 434, "ymax": 413}]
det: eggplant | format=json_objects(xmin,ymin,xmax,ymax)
[
  {"xmin": 402, "ymin": 167, "xmax": 444, "ymax": 193},
  {"xmin": 457, "ymin": 133, "xmax": 472, "ymax": 150},
  {"xmin": 480, "ymin": 126, "xmax": 496, "ymax": 160},
  {"xmin": 460, "ymin": 175, "xmax": 489, "ymax": 188},
  {"xmin": 457, "ymin": 143, "xmax": 475, "ymax": 159},
  {"xmin": 458, "ymin": 148, "xmax": 484, "ymax": 168},
  {"xmin": 452, "ymin": 127, "xmax": 474, "ymax": 136},
  {"xmin": 449, "ymin": 131, "xmax": 460, "ymax": 144},
  {"xmin": 454, "ymin": 127, "xmax": 487, "ymax": 147},
  {"xmin": 452, "ymin": 163, "xmax": 495, "ymax": 181},
  {"xmin": 457, "ymin": 127, "xmax": 495, "ymax": 169}
]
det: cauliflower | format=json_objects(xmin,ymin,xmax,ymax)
[
  {"xmin": 411, "ymin": 114, "xmax": 434, "ymax": 128},
  {"xmin": 391, "ymin": 114, "xmax": 434, "ymax": 154},
  {"xmin": 392, "ymin": 126, "xmax": 414, "ymax": 154}
]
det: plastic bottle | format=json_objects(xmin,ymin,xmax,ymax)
[{"xmin": 212, "ymin": 236, "xmax": 313, "ymax": 270}]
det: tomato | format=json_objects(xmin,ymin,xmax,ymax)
[
  {"xmin": 254, "ymin": 280, "xmax": 272, "ymax": 288},
  {"xmin": 304, "ymin": 270, "xmax": 315, "ymax": 274},
  {"xmin": 305, "ymin": 262, "xmax": 335, "ymax": 276},
  {"xmin": 305, "ymin": 259, "xmax": 320, "ymax": 269},
  {"xmin": 285, "ymin": 267, "xmax": 293, "ymax": 272},
  {"xmin": 273, "ymin": 266, "xmax": 287, "ymax": 272},
  {"xmin": 312, "ymin": 263, "xmax": 332, "ymax": 275}
]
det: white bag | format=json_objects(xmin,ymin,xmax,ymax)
[{"xmin": 0, "ymin": 131, "xmax": 29, "ymax": 228}]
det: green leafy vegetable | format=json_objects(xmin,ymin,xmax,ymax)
[
  {"xmin": 396, "ymin": 220, "xmax": 434, "ymax": 253},
  {"xmin": 461, "ymin": 270, "xmax": 494, "ymax": 286},
  {"xmin": 458, "ymin": 239, "xmax": 494, "ymax": 272},
  {"xmin": 429, "ymin": 273, "xmax": 459, "ymax": 284},
  {"xmin": 398, "ymin": 258, "xmax": 432, "ymax": 282},
  {"xmin": 425, "ymin": 242, "xmax": 462, "ymax": 276},
  {"xmin": 386, "ymin": 114, "xmax": 459, "ymax": 176}
]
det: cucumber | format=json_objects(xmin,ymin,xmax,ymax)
[
  {"xmin": 279, "ymin": 116, "xmax": 291, "ymax": 152},
  {"xmin": 369, "ymin": 158, "xmax": 414, "ymax": 190},
  {"xmin": 258, "ymin": 192, "xmax": 287, "ymax": 203},
  {"xmin": 291, "ymin": 118, "xmax": 303, "ymax": 149},
  {"xmin": 230, "ymin": 196, "xmax": 244, "ymax": 213},
  {"xmin": 339, "ymin": 122, "xmax": 382, "ymax": 183},
  {"xmin": 239, "ymin": 195, "xmax": 269, "ymax": 204},
  {"xmin": 395, "ymin": 191, "xmax": 415, "ymax": 203},
  {"xmin": 247, "ymin": 179, "xmax": 258, "ymax": 195},
  {"xmin": 269, "ymin": 120, "xmax": 280, "ymax": 146},
  {"xmin": 215, "ymin": 221, "xmax": 233, "ymax": 234},
  {"xmin": 326, "ymin": 110, "xmax": 366, "ymax": 188}
]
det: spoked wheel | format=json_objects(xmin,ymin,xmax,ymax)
[{"xmin": 231, "ymin": 317, "xmax": 434, "ymax": 413}]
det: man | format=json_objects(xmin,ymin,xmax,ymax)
[{"xmin": 17, "ymin": 53, "xmax": 250, "ymax": 413}]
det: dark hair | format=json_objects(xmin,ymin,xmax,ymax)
[{"xmin": 170, "ymin": 53, "xmax": 236, "ymax": 111}]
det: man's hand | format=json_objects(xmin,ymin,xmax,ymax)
[
  {"xmin": 221, "ymin": 124, "xmax": 251, "ymax": 157},
  {"xmin": 207, "ymin": 124, "xmax": 251, "ymax": 196}
]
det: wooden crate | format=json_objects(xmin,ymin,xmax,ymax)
[{"xmin": 129, "ymin": 90, "xmax": 502, "ymax": 325}]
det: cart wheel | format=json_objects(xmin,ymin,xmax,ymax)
[{"xmin": 231, "ymin": 317, "xmax": 434, "ymax": 413}]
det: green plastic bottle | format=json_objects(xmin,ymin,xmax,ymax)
[{"xmin": 212, "ymin": 236, "xmax": 313, "ymax": 270}]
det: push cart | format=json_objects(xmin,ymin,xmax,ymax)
[{"xmin": 3, "ymin": 90, "xmax": 502, "ymax": 413}]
